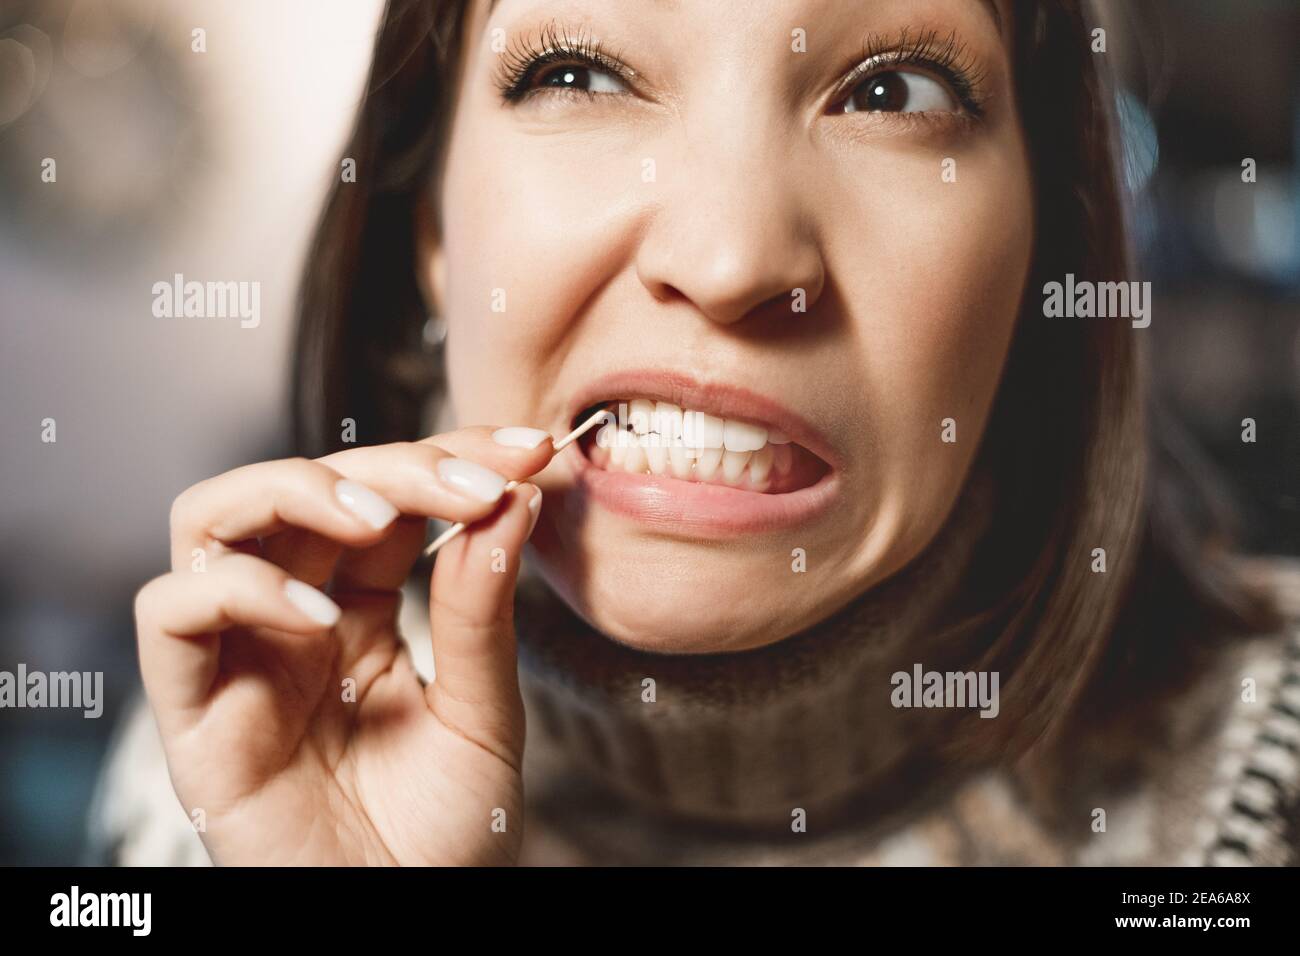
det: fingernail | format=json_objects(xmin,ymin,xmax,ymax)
[
  {"xmin": 334, "ymin": 479, "xmax": 398, "ymax": 530},
  {"xmin": 436, "ymin": 457, "xmax": 508, "ymax": 503},
  {"xmin": 526, "ymin": 486, "xmax": 543, "ymax": 536},
  {"xmin": 492, "ymin": 426, "xmax": 551, "ymax": 449},
  {"xmin": 283, "ymin": 580, "xmax": 341, "ymax": 627}
]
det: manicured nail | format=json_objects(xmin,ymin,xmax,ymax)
[
  {"xmin": 492, "ymin": 426, "xmax": 550, "ymax": 449},
  {"xmin": 334, "ymin": 479, "xmax": 398, "ymax": 530},
  {"xmin": 436, "ymin": 457, "xmax": 508, "ymax": 503},
  {"xmin": 283, "ymin": 580, "xmax": 341, "ymax": 627},
  {"xmin": 526, "ymin": 486, "xmax": 543, "ymax": 536}
]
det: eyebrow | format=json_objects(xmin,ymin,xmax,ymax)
[{"xmin": 489, "ymin": 0, "xmax": 1002, "ymax": 35}]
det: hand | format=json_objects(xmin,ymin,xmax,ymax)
[{"xmin": 133, "ymin": 426, "xmax": 553, "ymax": 865}]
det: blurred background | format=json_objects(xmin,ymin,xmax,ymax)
[{"xmin": 0, "ymin": 0, "xmax": 1296, "ymax": 864}]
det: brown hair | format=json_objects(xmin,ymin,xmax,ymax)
[{"xmin": 292, "ymin": 0, "xmax": 1278, "ymax": 759}]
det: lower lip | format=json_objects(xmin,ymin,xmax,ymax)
[{"xmin": 564, "ymin": 445, "xmax": 840, "ymax": 536}]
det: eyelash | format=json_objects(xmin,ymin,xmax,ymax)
[
  {"xmin": 493, "ymin": 21, "xmax": 988, "ymax": 120},
  {"xmin": 836, "ymin": 28, "xmax": 988, "ymax": 119},
  {"xmin": 494, "ymin": 21, "xmax": 631, "ymax": 103}
]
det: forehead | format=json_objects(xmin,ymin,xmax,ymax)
[{"xmin": 485, "ymin": 0, "xmax": 1006, "ymax": 39}]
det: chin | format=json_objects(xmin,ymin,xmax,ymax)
[
  {"xmin": 533, "ymin": 544, "xmax": 821, "ymax": 655},
  {"xmin": 576, "ymin": 601, "xmax": 799, "ymax": 656}
]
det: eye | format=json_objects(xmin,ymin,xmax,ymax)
[
  {"xmin": 837, "ymin": 70, "xmax": 958, "ymax": 114},
  {"xmin": 533, "ymin": 62, "xmax": 628, "ymax": 96}
]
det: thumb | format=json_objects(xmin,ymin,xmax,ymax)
[{"xmin": 425, "ymin": 482, "xmax": 541, "ymax": 768}]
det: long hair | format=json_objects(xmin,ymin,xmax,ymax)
[{"xmin": 291, "ymin": 0, "xmax": 1278, "ymax": 761}]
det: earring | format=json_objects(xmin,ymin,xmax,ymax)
[{"xmin": 422, "ymin": 313, "xmax": 448, "ymax": 353}]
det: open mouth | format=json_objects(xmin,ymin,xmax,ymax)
[
  {"xmin": 557, "ymin": 371, "xmax": 842, "ymax": 535},
  {"xmin": 571, "ymin": 398, "xmax": 831, "ymax": 494}
]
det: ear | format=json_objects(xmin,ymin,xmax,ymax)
[{"xmin": 414, "ymin": 194, "xmax": 447, "ymax": 316}]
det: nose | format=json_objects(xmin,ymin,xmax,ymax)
[{"xmin": 635, "ymin": 138, "xmax": 827, "ymax": 327}]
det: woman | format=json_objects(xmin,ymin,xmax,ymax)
[{"xmin": 97, "ymin": 0, "xmax": 1299, "ymax": 865}]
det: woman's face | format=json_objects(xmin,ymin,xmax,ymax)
[{"xmin": 424, "ymin": 0, "xmax": 1032, "ymax": 653}]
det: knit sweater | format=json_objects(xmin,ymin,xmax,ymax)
[
  {"xmin": 513, "ymin": 567, "xmax": 1300, "ymax": 866},
  {"xmin": 87, "ymin": 507, "xmax": 1300, "ymax": 866}
]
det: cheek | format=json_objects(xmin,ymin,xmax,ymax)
[
  {"xmin": 439, "ymin": 124, "xmax": 639, "ymax": 422},
  {"xmin": 817, "ymin": 136, "xmax": 1032, "ymax": 569},
  {"xmin": 895, "ymin": 187, "xmax": 1027, "ymax": 445},
  {"xmin": 439, "ymin": 122, "xmax": 636, "ymax": 371}
]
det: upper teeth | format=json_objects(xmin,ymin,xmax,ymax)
[{"xmin": 595, "ymin": 400, "xmax": 790, "ymax": 452}]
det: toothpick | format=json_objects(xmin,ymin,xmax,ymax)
[{"xmin": 422, "ymin": 407, "xmax": 612, "ymax": 557}]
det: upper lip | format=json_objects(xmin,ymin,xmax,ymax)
[{"xmin": 567, "ymin": 368, "xmax": 841, "ymax": 469}]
